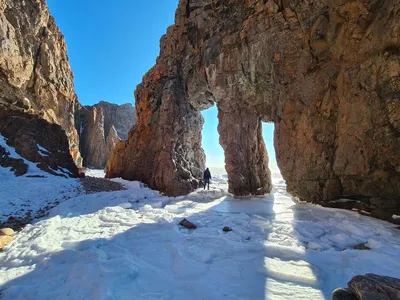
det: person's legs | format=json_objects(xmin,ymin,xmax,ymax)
[
  {"xmin": 207, "ymin": 180, "xmax": 210, "ymax": 190},
  {"xmin": 204, "ymin": 180, "xmax": 206, "ymax": 189}
]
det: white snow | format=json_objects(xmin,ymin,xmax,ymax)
[
  {"xmin": 85, "ymin": 169, "xmax": 106, "ymax": 178},
  {"xmin": 37, "ymin": 144, "xmax": 50, "ymax": 157},
  {"xmin": 0, "ymin": 169, "xmax": 399, "ymax": 299},
  {"xmin": 0, "ymin": 135, "xmax": 82, "ymax": 223}
]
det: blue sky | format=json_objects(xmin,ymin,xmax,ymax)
[{"xmin": 47, "ymin": 1, "xmax": 277, "ymax": 171}]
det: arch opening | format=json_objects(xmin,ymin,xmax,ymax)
[{"xmin": 200, "ymin": 104, "xmax": 227, "ymax": 184}]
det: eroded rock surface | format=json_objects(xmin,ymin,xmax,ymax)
[
  {"xmin": 77, "ymin": 101, "xmax": 135, "ymax": 168},
  {"xmin": 0, "ymin": 0, "xmax": 82, "ymax": 168},
  {"xmin": 107, "ymin": 0, "xmax": 400, "ymax": 211},
  {"xmin": 0, "ymin": 111, "xmax": 79, "ymax": 177},
  {"xmin": 333, "ymin": 274, "xmax": 400, "ymax": 300}
]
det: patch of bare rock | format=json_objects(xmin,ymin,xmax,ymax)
[
  {"xmin": 80, "ymin": 177, "xmax": 126, "ymax": 194},
  {"xmin": 0, "ymin": 228, "xmax": 15, "ymax": 250},
  {"xmin": 333, "ymin": 274, "xmax": 400, "ymax": 300}
]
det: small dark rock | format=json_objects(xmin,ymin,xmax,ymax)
[
  {"xmin": 332, "ymin": 288, "xmax": 358, "ymax": 300},
  {"xmin": 353, "ymin": 243, "xmax": 371, "ymax": 250},
  {"xmin": 223, "ymin": 226, "xmax": 233, "ymax": 232},
  {"xmin": 179, "ymin": 218, "xmax": 196, "ymax": 230}
]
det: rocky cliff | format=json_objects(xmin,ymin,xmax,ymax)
[
  {"xmin": 77, "ymin": 101, "xmax": 135, "ymax": 168},
  {"xmin": 0, "ymin": 0, "xmax": 82, "ymax": 175},
  {"xmin": 107, "ymin": 0, "xmax": 400, "ymax": 217}
]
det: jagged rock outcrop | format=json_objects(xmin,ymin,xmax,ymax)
[
  {"xmin": 80, "ymin": 106, "xmax": 107, "ymax": 168},
  {"xmin": 106, "ymin": 126, "xmax": 120, "ymax": 160},
  {"xmin": 0, "ymin": 0, "xmax": 83, "ymax": 169},
  {"xmin": 107, "ymin": 0, "xmax": 400, "ymax": 216},
  {"xmin": 0, "ymin": 110, "xmax": 79, "ymax": 177},
  {"xmin": 93, "ymin": 101, "xmax": 136, "ymax": 140},
  {"xmin": 76, "ymin": 101, "xmax": 134, "ymax": 168}
]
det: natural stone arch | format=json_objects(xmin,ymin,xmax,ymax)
[{"xmin": 107, "ymin": 0, "xmax": 400, "ymax": 217}]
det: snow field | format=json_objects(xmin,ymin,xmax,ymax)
[{"xmin": 0, "ymin": 171, "xmax": 399, "ymax": 299}]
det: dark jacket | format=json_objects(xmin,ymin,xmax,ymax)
[{"xmin": 204, "ymin": 168, "xmax": 211, "ymax": 180}]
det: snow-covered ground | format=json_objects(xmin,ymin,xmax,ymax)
[
  {"xmin": 1, "ymin": 169, "xmax": 400, "ymax": 299},
  {"xmin": 85, "ymin": 169, "xmax": 106, "ymax": 178},
  {"xmin": 0, "ymin": 135, "xmax": 82, "ymax": 223}
]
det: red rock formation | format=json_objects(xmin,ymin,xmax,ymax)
[
  {"xmin": 77, "ymin": 101, "xmax": 135, "ymax": 168},
  {"xmin": 80, "ymin": 106, "xmax": 107, "ymax": 168},
  {"xmin": 106, "ymin": 126, "xmax": 121, "ymax": 161},
  {"xmin": 107, "ymin": 0, "xmax": 400, "ymax": 217},
  {"xmin": 0, "ymin": 0, "xmax": 82, "ymax": 168}
]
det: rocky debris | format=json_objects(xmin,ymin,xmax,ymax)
[
  {"xmin": 106, "ymin": 0, "xmax": 400, "ymax": 215},
  {"xmin": 80, "ymin": 177, "xmax": 126, "ymax": 194},
  {"xmin": 353, "ymin": 243, "xmax": 371, "ymax": 251},
  {"xmin": 179, "ymin": 218, "xmax": 197, "ymax": 230},
  {"xmin": 332, "ymin": 274, "xmax": 400, "ymax": 300},
  {"xmin": 76, "ymin": 101, "xmax": 135, "ymax": 168},
  {"xmin": 0, "ymin": 228, "xmax": 15, "ymax": 250},
  {"xmin": 223, "ymin": 227, "xmax": 233, "ymax": 232},
  {"xmin": 0, "ymin": 111, "xmax": 79, "ymax": 177},
  {"xmin": 0, "ymin": 0, "xmax": 82, "ymax": 167}
]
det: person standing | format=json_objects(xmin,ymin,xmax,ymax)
[{"xmin": 203, "ymin": 168, "xmax": 211, "ymax": 190}]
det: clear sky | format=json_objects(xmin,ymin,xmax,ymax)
[{"xmin": 47, "ymin": 1, "xmax": 277, "ymax": 172}]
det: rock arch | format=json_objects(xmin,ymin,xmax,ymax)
[{"xmin": 106, "ymin": 0, "xmax": 400, "ymax": 215}]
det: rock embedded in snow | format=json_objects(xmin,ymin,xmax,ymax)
[
  {"xmin": 0, "ymin": 227, "xmax": 15, "ymax": 249},
  {"xmin": 332, "ymin": 288, "xmax": 358, "ymax": 300},
  {"xmin": 352, "ymin": 243, "xmax": 371, "ymax": 251},
  {"xmin": 0, "ymin": 235, "xmax": 13, "ymax": 250},
  {"xmin": 223, "ymin": 227, "xmax": 233, "ymax": 232},
  {"xmin": 179, "ymin": 218, "xmax": 197, "ymax": 230},
  {"xmin": 0, "ymin": 228, "xmax": 15, "ymax": 236},
  {"xmin": 333, "ymin": 274, "xmax": 400, "ymax": 300}
]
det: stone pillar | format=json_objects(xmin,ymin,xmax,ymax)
[
  {"xmin": 106, "ymin": 77, "xmax": 205, "ymax": 196},
  {"xmin": 218, "ymin": 107, "xmax": 272, "ymax": 196}
]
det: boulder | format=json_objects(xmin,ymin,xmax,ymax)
[
  {"xmin": 0, "ymin": 235, "xmax": 13, "ymax": 250},
  {"xmin": 333, "ymin": 274, "xmax": 400, "ymax": 300},
  {"xmin": 179, "ymin": 218, "xmax": 197, "ymax": 230},
  {"xmin": 0, "ymin": 228, "xmax": 15, "ymax": 236}
]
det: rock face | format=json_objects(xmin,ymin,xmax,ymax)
[
  {"xmin": 107, "ymin": 0, "xmax": 400, "ymax": 215},
  {"xmin": 106, "ymin": 125, "xmax": 120, "ymax": 160},
  {"xmin": 0, "ymin": 0, "xmax": 83, "ymax": 169},
  {"xmin": 0, "ymin": 110, "xmax": 79, "ymax": 177},
  {"xmin": 332, "ymin": 274, "xmax": 400, "ymax": 300},
  {"xmin": 76, "ymin": 101, "xmax": 135, "ymax": 168},
  {"xmin": 79, "ymin": 106, "xmax": 107, "ymax": 168},
  {"xmin": 92, "ymin": 101, "xmax": 136, "ymax": 140}
]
